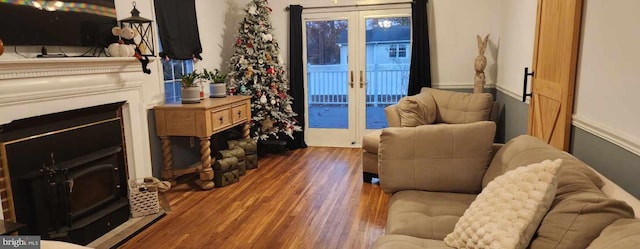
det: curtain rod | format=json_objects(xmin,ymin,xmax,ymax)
[{"xmin": 285, "ymin": 1, "xmax": 414, "ymax": 11}]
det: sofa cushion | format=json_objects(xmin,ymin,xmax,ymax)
[
  {"xmin": 397, "ymin": 92, "xmax": 437, "ymax": 127},
  {"xmin": 586, "ymin": 219, "xmax": 640, "ymax": 248},
  {"xmin": 362, "ymin": 150, "xmax": 379, "ymax": 175},
  {"xmin": 379, "ymin": 121, "xmax": 496, "ymax": 194},
  {"xmin": 385, "ymin": 105, "xmax": 402, "ymax": 127},
  {"xmin": 362, "ymin": 129, "xmax": 382, "ymax": 153},
  {"xmin": 552, "ymin": 160, "xmax": 606, "ymax": 199},
  {"xmin": 529, "ymin": 188, "xmax": 635, "ymax": 249},
  {"xmin": 487, "ymin": 136, "xmax": 635, "ymax": 249},
  {"xmin": 444, "ymin": 159, "xmax": 561, "ymax": 249},
  {"xmin": 386, "ymin": 191, "xmax": 477, "ymax": 240},
  {"xmin": 483, "ymin": 135, "xmax": 603, "ymax": 190},
  {"xmin": 421, "ymin": 88, "xmax": 493, "ymax": 124},
  {"xmin": 374, "ymin": 235, "xmax": 453, "ymax": 249}
]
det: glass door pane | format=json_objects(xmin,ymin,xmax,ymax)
[
  {"xmin": 303, "ymin": 12, "xmax": 358, "ymax": 147},
  {"xmin": 302, "ymin": 9, "xmax": 410, "ymax": 147},
  {"xmin": 363, "ymin": 15, "xmax": 411, "ymax": 129},
  {"xmin": 306, "ymin": 19, "xmax": 349, "ymax": 129}
]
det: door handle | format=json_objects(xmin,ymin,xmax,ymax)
[
  {"xmin": 349, "ymin": 71, "xmax": 354, "ymax": 88},
  {"xmin": 522, "ymin": 67, "xmax": 534, "ymax": 102},
  {"xmin": 359, "ymin": 70, "xmax": 365, "ymax": 88}
]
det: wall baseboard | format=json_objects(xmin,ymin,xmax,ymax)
[{"xmin": 572, "ymin": 115, "xmax": 640, "ymax": 157}]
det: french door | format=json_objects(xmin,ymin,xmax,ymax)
[{"xmin": 303, "ymin": 8, "xmax": 411, "ymax": 147}]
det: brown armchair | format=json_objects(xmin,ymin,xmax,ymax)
[{"xmin": 362, "ymin": 87, "xmax": 497, "ymax": 183}]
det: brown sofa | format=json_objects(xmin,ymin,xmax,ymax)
[
  {"xmin": 362, "ymin": 88, "xmax": 495, "ymax": 182},
  {"xmin": 373, "ymin": 127, "xmax": 640, "ymax": 249}
]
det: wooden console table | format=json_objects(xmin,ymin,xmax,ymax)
[{"xmin": 154, "ymin": 96, "xmax": 252, "ymax": 190}]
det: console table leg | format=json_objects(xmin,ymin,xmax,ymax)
[
  {"xmin": 243, "ymin": 122, "xmax": 250, "ymax": 139},
  {"xmin": 160, "ymin": 137, "xmax": 176, "ymax": 186},
  {"xmin": 195, "ymin": 137, "xmax": 215, "ymax": 190}
]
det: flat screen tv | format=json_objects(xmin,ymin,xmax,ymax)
[{"xmin": 0, "ymin": 0, "xmax": 118, "ymax": 47}]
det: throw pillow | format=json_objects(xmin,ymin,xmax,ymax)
[
  {"xmin": 422, "ymin": 87, "xmax": 494, "ymax": 124},
  {"xmin": 444, "ymin": 159, "xmax": 563, "ymax": 249},
  {"xmin": 378, "ymin": 121, "xmax": 496, "ymax": 194},
  {"xmin": 397, "ymin": 91, "xmax": 436, "ymax": 127}
]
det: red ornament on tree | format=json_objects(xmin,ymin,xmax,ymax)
[
  {"xmin": 236, "ymin": 38, "xmax": 242, "ymax": 45},
  {"xmin": 267, "ymin": 67, "xmax": 275, "ymax": 75},
  {"xmin": 247, "ymin": 41, "xmax": 253, "ymax": 48}
]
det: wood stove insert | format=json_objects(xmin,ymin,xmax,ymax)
[{"xmin": 0, "ymin": 102, "xmax": 130, "ymax": 245}]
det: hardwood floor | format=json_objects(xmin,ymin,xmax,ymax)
[{"xmin": 120, "ymin": 147, "xmax": 389, "ymax": 249}]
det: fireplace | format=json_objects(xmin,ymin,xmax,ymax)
[
  {"xmin": 0, "ymin": 57, "xmax": 157, "ymax": 246},
  {"xmin": 0, "ymin": 102, "xmax": 129, "ymax": 245}
]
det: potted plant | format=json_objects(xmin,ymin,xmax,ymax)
[
  {"xmin": 202, "ymin": 69, "xmax": 227, "ymax": 98},
  {"xmin": 180, "ymin": 71, "xmax": 201, "ymax": 104}
]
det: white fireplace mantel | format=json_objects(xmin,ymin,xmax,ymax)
[
  {"xmin": 0, "ymin": 58, "xmax": 155, "ymax": 219},
  {"xmin": 0, "ymin": 58, "xmax": 143, "ymax": 117}
]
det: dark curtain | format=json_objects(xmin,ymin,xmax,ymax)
[
  {"xmin": 407, "ymin": 0, "xmax": 431, "ymax": 96},
  {"xmin": 287, "ymin": 5, "xmax": 307, "ymax": 149},
  {"xmin": 154, "ymin": 0, "xmax": 203, "ymax": 60}
]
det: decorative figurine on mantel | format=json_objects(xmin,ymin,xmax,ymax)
[{"xmin": 474, "ymin": 34, "xmax": 490, "ymax": 93}]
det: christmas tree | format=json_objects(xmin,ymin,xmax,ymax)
[{"xmin": 228, "ymin": 0, "xmax": 301, "ymax": 140}]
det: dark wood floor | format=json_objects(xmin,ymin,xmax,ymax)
[{"xmin": 120, "ymin": 147, "xmax": 389, "ymax": 249}]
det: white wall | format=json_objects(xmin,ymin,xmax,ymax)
[
  {"xmin": 573, "ymin": 0, "xmax": 640, "ymax": 154},
  {"xmin": 194, "ymin": 0, "xmax": 289, "ymax": 76},
  {"xmin": 495, "ymin": 0, "xmax": 537, "ymax": 99},
  {"xmin": 429, "ymin": 0, "xmax": 502, "ymax": 88},
  {"xmin": 194, "ymin": 0, "xmax": 242, "ymax": 74},
  {"xmin": 495, "ymin": 0, "xmax": 640, "ymax": 156},
  {"xmin": 195, "ymin": 0, "xmax": 502, "ymax": 90}
]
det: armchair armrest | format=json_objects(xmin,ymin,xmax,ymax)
[
  {"xmin": 384, "ymin": 104, "xmax": 401, "ymax": 127},
  {"xmin": 378, "ymin": 121, "xmax": 496, "ymax": 194}
]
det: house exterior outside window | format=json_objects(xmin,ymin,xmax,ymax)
[
  {"xmin": 161, "ymin": 59, "xmax": 193, "ymax": 103},
  {"xmin": 389, "ymin": 44, "xmax": 407, "ymax": 58},
  {"xmin": 389, "ymin": 44, "xmax": 398, "ymax": 57},
  {"xmin": 337, "ymin": 25, "xmax": 411, "ymax": 66},
  {"xmin": 398, "ymin": 44, "xmax": 407, "ymax": 57},
  {"xmin": 157, "ymin": 40, "xmax": 194, "ymax": 103}
]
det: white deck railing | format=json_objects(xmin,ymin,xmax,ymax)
[{"xmin": 307, "ymin": 68, "xmax": 409, "ymax": 106}]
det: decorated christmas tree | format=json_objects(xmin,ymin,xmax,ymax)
[{"xmin": 228, "ymin": 0, "xmax": 301, "ymax": 140}]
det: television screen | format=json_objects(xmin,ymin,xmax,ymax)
[{"xmin": 0, "ymin": 0, "xmax": 118, "ymax": 47}]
